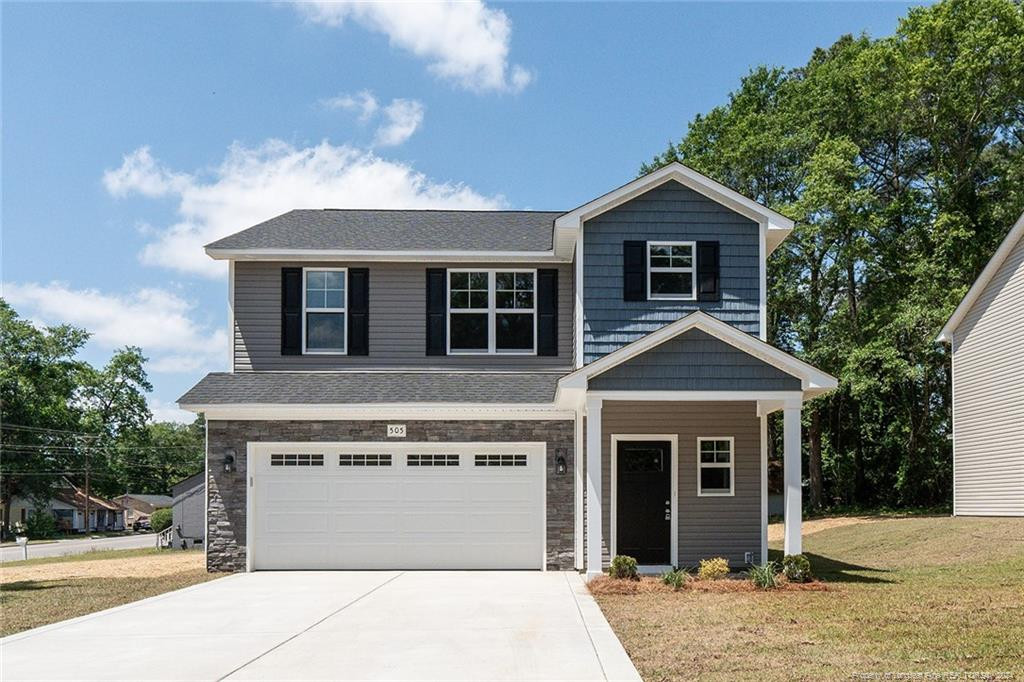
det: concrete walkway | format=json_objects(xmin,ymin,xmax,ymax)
[
  {"xmin": 0, "ymin": 533, "xmax": 156, "ymax": 562},
  {"xmin": 0, "ymin": 571, "xmax": 640, "ymax": 681}
]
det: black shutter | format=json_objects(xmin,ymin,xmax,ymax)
[
  {"xmin": 697, "ymin": 241, "xmax": 720, "ymax": 301},
  {"xmin": 347, "ymin": 268, "xmax": 369, "ymax": 355},
  {"xmin": 537, "ymin": 269, "xmax": 558, "ymax": 356},
  {"xmin": 281, "ymin": 267, "xmax": 303, "ymax": 355},
  {"xmin": 425, "ymin": 268, "xmax": 447, "ymax": 355},
  {"xmin": 623, "ymin": 240, "xmax": 647, "ymax": 301}
]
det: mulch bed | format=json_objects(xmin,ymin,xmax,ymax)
[{"xmin": 587, "ymin": 574, "xmax": 828, "ymax": 595}]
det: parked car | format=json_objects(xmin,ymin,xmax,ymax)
[{"xmin": 133, "ymin": 516, "xmax": 151, "ymax": 532}]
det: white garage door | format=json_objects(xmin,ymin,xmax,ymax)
[{"xmin": 250, "ymin": 442, "xmax": 546, "ymax": 570}]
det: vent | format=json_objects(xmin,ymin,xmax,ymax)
[
  {"xmin": 407, "ymin": 454, "xmax": 459, "ymax": 467},
  {"xmin": 270, "ymin": 453, "xmax": 324, "ymax": 467},
  {"xmin": 339, "ymin": 454, "xmax": 392, "ymax": 467},
  {"xmin": 474, "ymin": 454, "xmax": 527, "ymax": 467}
]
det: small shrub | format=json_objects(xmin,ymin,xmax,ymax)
[
  {"xmin": 150, "ymin": 508, "xmax": 173, "ymax": 532},
  {"xmin": 609, "ymin": 555, "xmax": 639, "ymax": 580},
  {"xmin": 26, "ymin": 509, "xmax": 57, "ymax": 539},
  {"xmin": 782, "ymin": 554, "xmax": 812, "ymax": 583},
  {"xmin": 661, "ymin": 568, "xmax": 688, "ymax": 590},
  {"xmin": 698, "ymin": 557, "xmax": 730, "ymax": 580},
  {"xmin": 747, "ymin": 561, "xmax": 780, "ymax": 590}
]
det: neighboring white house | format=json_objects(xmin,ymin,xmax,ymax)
[
  {"xmin": 937, "ymin": 211, "xmax": 1024, "ymax": 517},
  {"xmin": 6, "ymin": 481, "xmax": 125, "ymax": 533},
  {"xmin": 170, "ymin": 472, "xmax": 204, "ymax": 548}
]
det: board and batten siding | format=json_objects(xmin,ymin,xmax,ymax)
[
  {"xmin": 233, "ymin": 261, "xmax": 573, "ymax": 371},
  {"xmin": 951, "ymin": 232, "xmax": 1024, "ymax": 516},
  {"xmin": 588, "ymin": 329, "xmax": 801, "ymax": 392},
  {"xmin": 582, "ymin": 180, "xmax": 762, "ymax": 364},
  {"xmin": 583, "ymin": 401, "xmax": 762, "ymax": 568}
]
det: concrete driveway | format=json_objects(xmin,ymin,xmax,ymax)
[{"xmin": 0, "ymin": 571, "xmax": 640, "ymax": 681}]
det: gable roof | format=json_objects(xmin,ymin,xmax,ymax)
[
  {"xmin": 937, "ymin": 211, "xmax": 1024, "ymax": 342},
  {"xmin": 553, "ymin": 162, "xmax": 795, "ymax": 258},
  {"xmin": 205, "ymin": 209, "xmax": 562, "ymax": 260},
  {"xmin": 171, "ymin": 471, "xmax": 204, "ymax": 498},
  {"xmin": 559, "ymin": 310, "xmax": 837, "ymax": 398}
]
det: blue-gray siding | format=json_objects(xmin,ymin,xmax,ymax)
[
  {"xmin": 583, "ymin": 180, "xmax": 761, "ymax": 363},
  {"xmin": 588, "ymin": 329, "xmax": 801, "ymax": 391}
]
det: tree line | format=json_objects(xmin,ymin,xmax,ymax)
[
  {"xmin": 0, "ymin": 300, "xmax": 204, "ymax": 523},
  {"xmin": 643, "ymin": 0, "xmax": 1024, "ymax": 509}
]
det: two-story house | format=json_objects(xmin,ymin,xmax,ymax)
[{"xmin": 179, "ymin": 162, "xmax": 837, "ymax": 576}]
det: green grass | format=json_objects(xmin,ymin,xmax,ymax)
[
  {"xmin": 6, "ymin": 547, "xmax": 168, "ymax": 567},
  {"xmin": 594, "ymin": 516, "xmax": 1024, "ymax": 681}
]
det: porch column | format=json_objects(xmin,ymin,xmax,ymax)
[
  {"xmin": 585, "ymin": 395, "xmax": 603, "ymax": 579},
  {"xmin": 783, "ymin": 402, "xmax": 802, "ymax": 556}
]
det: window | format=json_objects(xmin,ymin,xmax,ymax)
[
  {"xmin": 448, "ymin": 270, "xmax": 536, "ymax": 354},
  {"xmin": 407, "ymin": 454, "xmax": 460, "ymax": 467},
  {"xmin": 271, "ymin": 453, "xmax": 324, "ymax": 467},
  {"xmin": 474, "ymin": 454, "xmax": 527, "ymax": 467},
  {"xmin": 303, "ymin": 268, "xmax": 346, "ymax": 354},
  {"xmin": 338, "ymin": 454, "xmax": 391, "ymax": 467},
  {"xmin": 648, "ymin": 242, "xmax": 695, "ymax": 300},
  {"xmin": 697, "ymin": 438, "xmax": 733, "ymax": 496}
]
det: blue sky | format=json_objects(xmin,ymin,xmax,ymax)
[{"xmin": 2, "ymin": 1, "xmax": 919, "ymax": 421}]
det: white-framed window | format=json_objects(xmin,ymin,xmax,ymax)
[
  {"xmin": 303, "ymin": 267, "xmax": 347, "ymax": 354},
  {"xmin": 648, "ymin": 241, "xmax": 696, "ymax": 300},
  {"xmin": 697, "ymin": 437, "xmax": 734, "ymax": 496},
  {"xmin": 447, "ymin": 269, "xmax": 536, "ymax": 354}
]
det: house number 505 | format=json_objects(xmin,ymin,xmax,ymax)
[{"xmin": 387, "ymin": 424, "xmax": 406, "ymax": 438}]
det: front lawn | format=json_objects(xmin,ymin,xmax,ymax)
[
  {"xmin": 0, "ymin": 548, "xmax": 221, "ymax": 637},
  {"xmin": 593, "ymin": 516, "xmax": 1024, "ymax": 681}
]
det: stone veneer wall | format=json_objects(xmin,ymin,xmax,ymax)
[{"xmin": 206, "ymin": 419, "xmax": 575, "ymax": 572}]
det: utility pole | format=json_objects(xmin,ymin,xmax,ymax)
[{"xmin": 83, "ymin": 437, "xmax": 91, "ymax": 535}]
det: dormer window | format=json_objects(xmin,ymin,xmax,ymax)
[
  {"xmin": 448, "ymin": 269, "xmax": 536, "ymax": 354},
  {"xmin": 303, "ymin": 268, "xmax": 347, "ymax": 354},
  {"xmin": 647, "ymin": 242, "xmax": 696, "ymax": 300}
]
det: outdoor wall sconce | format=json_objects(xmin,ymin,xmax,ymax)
[
  {"xmin": 223, "ymin": 449, "xmax": 236, "ymax": 473},
  {"xmin": 555, "ymin": 449, "xmax": 567, "ymax": 476}
]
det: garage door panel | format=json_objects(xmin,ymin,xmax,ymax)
[{"xmin": 252, "ymin": 441, "xmax": 544, "ymax": 570}]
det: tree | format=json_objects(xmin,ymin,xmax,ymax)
[{"xmin": 643, "ymin": 0, "xmax": 1024, "ymax": 509}]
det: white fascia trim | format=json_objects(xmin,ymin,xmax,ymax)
[
  {"xmin": 937, "ymin": 211, "xmax": 1024, "ymax": 342},
  {"xmin": 205, "ymin": 247, "xmax": 572, "ymax": 264},
  {"xmin": 179, "ymin": 403, "xmax": 574, "ymax": 421},
  {"xmin": 554, "ymin": 162, "xmax": 795, "ymax": 255},
  {"xmin": 559, "ymin": 310, "xmax": 838, "ymax": 395}
]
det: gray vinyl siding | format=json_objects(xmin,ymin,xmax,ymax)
[
  {"xmin": 589, "ymin": 329, "xmax": 801, "ymax": 391},
  {"xmin": 583, "ymin": 180, "xmax": 761, "ymax": 363},
  {"xmin": 233, "ymin": 261, "xmax": 573, "ymax": 371},
  {"xmin": 951, "ymin": 232, "xmax": 1024, "ymax": 516},
  {"xmin": 172, "ymin": 483, "xmax": 205, "ymax": 543},
  {"xmin": 583, "ymin": 401, "xmax": 762, "ymax": 568}
]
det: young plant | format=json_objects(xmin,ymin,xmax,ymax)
[
  {"xmin": 661, "ymin": 568, "xmax": 688, "ymax": 590},
  {"xmin": 782, "ymin": 554, "xmax": 812, "ymax": 583},
  {"xmin": 747, "ymin": 561, "xmax": 780, "ymax": 590},
  {"xmin": 609, "ymin": 555, "xmax": 639, "ymax": 580},
  {"xmin": 697, "ymin": 557, "xmax": 730, "ymax": 580}
]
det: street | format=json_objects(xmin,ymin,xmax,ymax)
[{"xmin": 0, "ymin": 533, "xmax": 158, "ymax": 563}]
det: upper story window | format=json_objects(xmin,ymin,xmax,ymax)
[
  {"xmin": 448, "ymin": 270, "xmax": 536, "ymax": 354},
  {"xmin": 303, "ymin": 268, "xmax": 346, "ymax": 354},
  {"xmin": 697, "ymin": 437, "xmax": 734, "ymax": 496},
  {"xmin": 648, "ymin": 241, "xmax": 696, "ymax": 300}
]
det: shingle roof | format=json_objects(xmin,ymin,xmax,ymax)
[
  {"xmin": 178, "ymin": 371, "xmax": 562, "ymax": 405},
  {"xmin": 204, "ymin": 209, "xmax": 563, "ymax": 253}
]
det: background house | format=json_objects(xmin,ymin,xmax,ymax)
[
  {"xmin": 7, "ymin": 482, "xmax": 124, "ymax": 533},
  {"xmin": 937, "ymin": 212, "xmax": 1024, "ymax": 517},
  {"xmin": 170, "ymin": 472, "xmax": 204, "ymax": 548},
  {"xmin": 113, "ymin": 493, "xmax": 173, "ymax": 529}
]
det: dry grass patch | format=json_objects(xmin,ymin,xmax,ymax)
[
  {"xmin": 1, "ymin": 549, "xmax": 221, "ymax": 637},
  {"xmin": 589, "ymin": 575, "xmax": 826, "ymax": 596},
  {"xmin": 594, "ymin": 516, "xmax": 1024, "ymax": 681}
]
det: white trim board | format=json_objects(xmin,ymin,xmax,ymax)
[
  {"xmin": 206, "ymin": 247, "xmax": 573, "ymax": 263},
  {"xmin": 558, "ymin": 310, "xmax": 838, "ymax": 398},
  {"xmin": 610, "ymin": 434, "xmax": 679, "ymax": 568},
  {"xmin": 183, "ymin": 404, "xmax": 574, "ymax": 421},
  {"xmin": 937, "ymin": 210, "xmax": 1024, "ymax": 342}
]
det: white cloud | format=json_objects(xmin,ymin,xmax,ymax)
[
  {"xmin": 2, "ymin": 281, "xmax": 227, "ymax": 375},
  {"xmin": 148, "ymin": 397, "xmax": 196, "ymax": 424},
  {"xmin": 296, "ymin": 1, "xmax": 532, "ymax": 93},
  {"xmin": 104, "ymin": 140, "xmax": 504, "ymax": 278},
  {"xmin": 320, "ymin": 90, "xmax": 379, "ymax": 121},
  {"xmin": 374, "ymin": 98, "xmax": 425, "ymax": 147}
]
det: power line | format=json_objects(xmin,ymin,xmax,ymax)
[{"xmin": 1, "ymin": 443, "xmax": 202, "ymax": 451}]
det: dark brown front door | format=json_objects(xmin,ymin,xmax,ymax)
[{"xmin": 616, "ymin": 440, "xmax": 672, "ymax": 565}]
